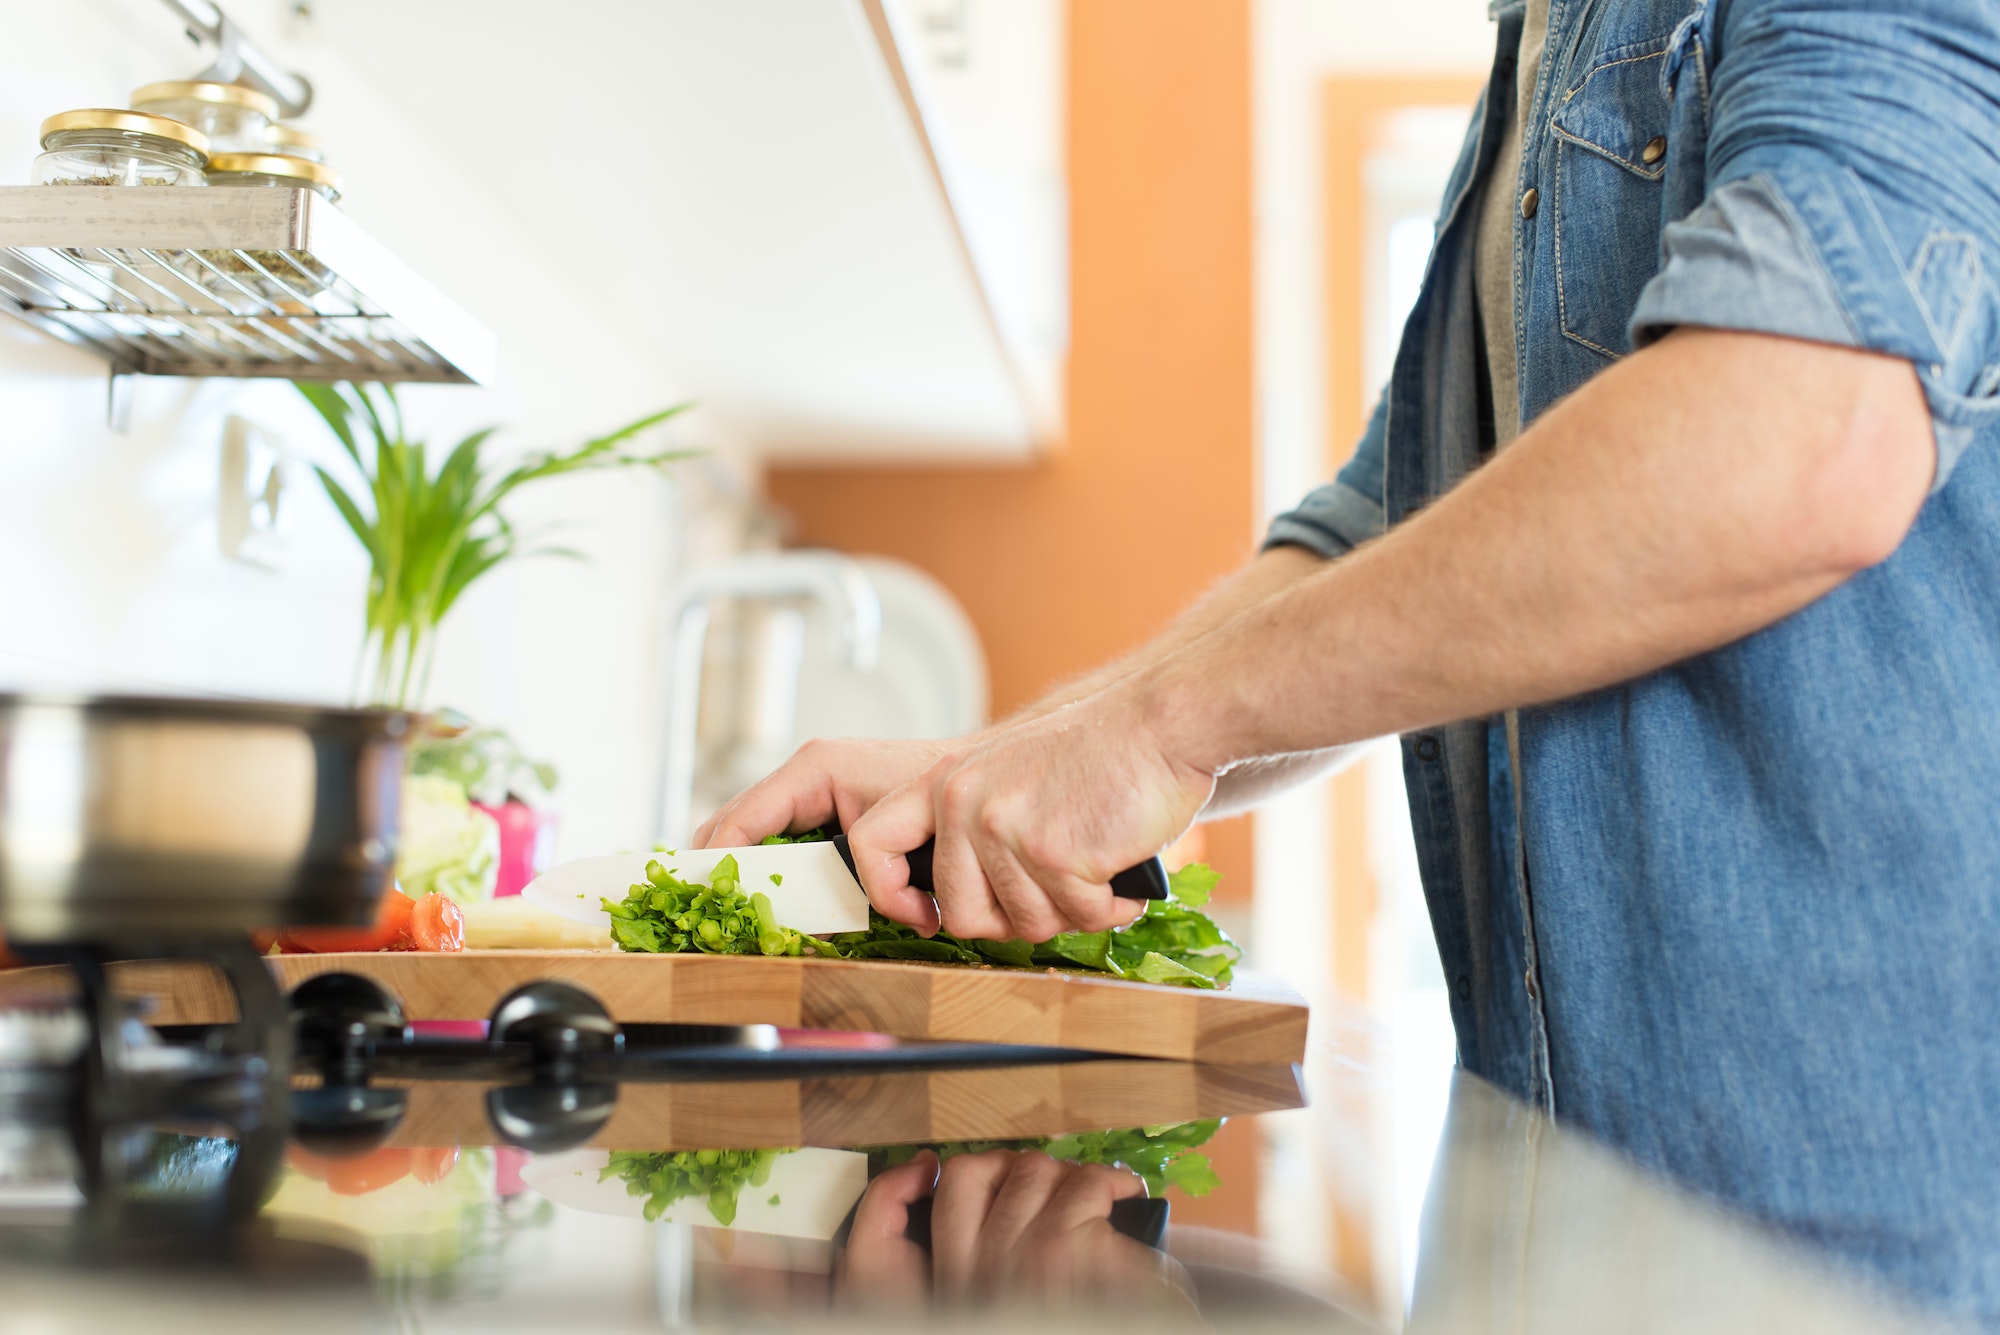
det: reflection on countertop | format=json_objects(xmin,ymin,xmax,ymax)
[{"xmin": 0, "ymin": 1014, "xmax": 1955, "ymax": 1333}]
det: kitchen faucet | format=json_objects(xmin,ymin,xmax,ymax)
[{"xmin": 657, "ymin": 551, "xmax": 881, "ymax": 845}]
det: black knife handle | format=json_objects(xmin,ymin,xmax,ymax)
[
  {"xmin": 831, "ymin": 835, "xmax": 1169, "ymax": 901},
  {"xmin": 901, "ymin": 1194, "xmax": 1169, "ymax": 1251}
]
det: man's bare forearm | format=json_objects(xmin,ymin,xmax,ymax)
[
  {"xmin": 1143, "ymin": 330, "xmax": 1934, "ymax": 770},
  {"xmin": 994, "ymin": 546, "xmax": 1342, "ymax": 815},
  {"xmin": 993, "ymin": 544, "xmax": 1324, "ymax": 727}
]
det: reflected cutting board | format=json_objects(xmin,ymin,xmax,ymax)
[
  {"xmin": 379, "ymin": 1058, "xmax": 1305, "ymax": 1152},
  {"xmin": 0, "ymin": 953, "xmax": 1307, "ymax": 1065}
]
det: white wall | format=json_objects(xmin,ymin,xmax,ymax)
[
  {"xmin": 1253, "ymin": 0, "xmax": 1493, "ymax": 524},
  {"xmin": 0, "ymin": 0, "xmax": 758, "ymax": 858}
]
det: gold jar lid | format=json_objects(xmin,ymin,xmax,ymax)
[
  {"xmin": 40, "ymin": 108, "xmax": 212, "ymax": 156},
  {"xmin": 266, "ymin": 123, "xmax": 322, "ymax": 153},
  {"xmin": 207, "ymin": 152, "xmax": 343, "ymax": 195},
  {"xmin": 130, "ymin": 80, "xmax": 281, "ymax": 120}
]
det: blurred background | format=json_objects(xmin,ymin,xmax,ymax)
[{"xmin": 0, "ymin": 0, "xmax": 1493, "ymax": 1320}]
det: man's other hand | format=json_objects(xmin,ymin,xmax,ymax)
[{"xmin": 691, "ymin": 737, "xmax": 952, "ymax": 849}]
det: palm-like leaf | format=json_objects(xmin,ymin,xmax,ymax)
[{"xmin": 298, "ymin": 383, "xmax": 694, "ymax": 708}]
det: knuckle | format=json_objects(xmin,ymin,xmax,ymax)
[
  {"xmin": 1017, "ymin": 834, "xmax": 1065, "ymax": 871},
  {"xmin": 938, "ymin": 769, "xmax": 980, "ymax": 817}
]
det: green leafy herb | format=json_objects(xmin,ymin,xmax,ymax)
[
  {"xmin": 609, "ymin": 845, "xmax": 1240, "ymax": 988},
  {"xmin": 874, "ymin": 1120, "xmax": 1224, "ymax": 1198},
  {"xmin": 599, "ymin": 1148, "xmax": 789, "ymax": 1225},
  {"xmin": 602, "ymin": 855, "xmax": 834, "ymax": 959},
  {"xmin": 759, "ymin": 829, "xmax": 831, "ymax": 845},
  {"xmin": 411, "ymin": 719, "xmax": 559, "ymax": 804},
  {"xmin": 1166, "ymin": 862, "xmax": 1219, "ymax": 908}
]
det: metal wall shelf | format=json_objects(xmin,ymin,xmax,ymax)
[{"xmin": 0, "ymin": 186, "xmax": 495, "ymax": 385}]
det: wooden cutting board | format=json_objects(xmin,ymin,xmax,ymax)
[
  {"xmin": 378, "ymin": 1058, "xmax": 1305, "ymax": 1151},
  {"xmin": 0, "ymin": 951, "xmax": 1307, "ymax": 1066}
]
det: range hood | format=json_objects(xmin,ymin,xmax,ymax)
[{"xmin": 308, "ymin": 0, "xmax": 1064, "ymax": 461}]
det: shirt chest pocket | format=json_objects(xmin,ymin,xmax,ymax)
[{"xmin": 1550, "ymin": 44, "xmax": 1674, "ymax": 360}]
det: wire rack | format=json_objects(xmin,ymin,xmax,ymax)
[{"xmin": 0, "ymin": 186, "xmax": 494, "ymax": 385}]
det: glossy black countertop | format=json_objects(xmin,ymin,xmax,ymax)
[{"xmin": 0, "ymin": 1007, "xmax": 1948, "ymax": 1334}]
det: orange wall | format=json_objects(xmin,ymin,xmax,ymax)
[{"xmin": 767, "ymin": 0, "xmax": 1259, "ymax": 900}]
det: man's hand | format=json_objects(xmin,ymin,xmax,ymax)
[
  {"xmin": 833, "ymin": 1149, "xmax": 1196, "ymax": 1316},
  {"xmin": 691, "ymin": 737, "xmax": 952, "ymax": 849},
  {"xmin": 832, "ymin": 1150, "xmax": 938, "ymax": 1313},
  {"xmin": 847, "ymin": 684, "xmax": 1215, "ymax": 940}
]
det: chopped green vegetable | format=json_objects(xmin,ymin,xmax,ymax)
[
  {"xmin": 770, "ymin": 873, "xmax": 783, "ymax": 886},
  {"xmin": 602, "ymin": 856, "xmax": 831, "ymax": 959},
  {"xmin": 599, "ymin": 1148, "xmax": 791, "ymax": 1226},
  {"xmin": 767, "ymin": 1193, "xmax": 781, "ymax": 1206},
  {"xmin": 874, "ymin": 1119, "xmax": 1224, "ymax": 1198},
  {"xmin": 608, "ymin": 840, "xmax": 1240, "ymax": 989}
]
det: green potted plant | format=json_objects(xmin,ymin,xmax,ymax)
[
  {"xmin": 297, "ymin": 381, "xmax": 691, "ymax": 710},
  {"xmin": 299, "ymin": 381, "xmax": 690, "ymax": 901}
]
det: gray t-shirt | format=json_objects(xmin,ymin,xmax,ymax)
[
  {"xmin": 1474, "ymin": 0, "xmax": 1552, "ymax": 447},
  {"xmin": 1473, "ymin": 0, "xmax": 1551, "ymax": 875}
]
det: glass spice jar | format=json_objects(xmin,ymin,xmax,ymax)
[
  {"xmin": 129, "ymin": 80, "xmax": 279, "ymax": 154},
  {"xmin": 198, "ymin": 152, "xmax": 346, "ymax": 308},
  {"xmin": 33, "ymin": 109, "xmax": 210, "ymax": 187},
  {"xmin": 265, "ymin": 123, "xmax": 324, "ymax": 163},
  {"xmin": 206, "ymin": 151, "xmax": 342, "ymax": 202}
]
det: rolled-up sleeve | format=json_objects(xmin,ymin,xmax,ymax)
[
  {"xmin": 1630, "ymin": 0, "xmax": 2000, "ymax": 490},
  {"xmin": 1264, "ymin": 393, "xmax": 1390, "ymax": 557}
]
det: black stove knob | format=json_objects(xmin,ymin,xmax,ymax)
[
  {"xmin": 485, "ymin": 1082, "xmax": 619, "ymax": 1154},
  {"xmin": 288, "ymin": 972, "xmax": 412, "ymax": 1086},
  {"xmin": 488, "ymin": 981, "xmax": 624, "ymax": 1074},
  {"xmin": 291, "ymin": 1084, "xmax": 410, "ymax": 1157}
]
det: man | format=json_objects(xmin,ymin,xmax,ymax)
[{"xmin": 700, "ymin": 0, "xmax": 2000, "ymax": 1318}]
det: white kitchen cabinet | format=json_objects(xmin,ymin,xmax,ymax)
[{"xmin": 308, "ymin": 0, "xmax": 1066, "ymax": 462}]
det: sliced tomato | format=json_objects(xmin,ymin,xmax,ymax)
[
  {"xmin": 277, "ymin": 889, "xmax": 415, "ymax": 954},
  {"xmin": 325, "ymin": 1147, "xmax": 413, "ymax": 1196},
  {"xmin": 408, "ymin": 893, "xmax": 464, "ymax": 953},
  {"xmin": 411, "ymin": 1145, "xmax": 460, "ymax": 1185}
]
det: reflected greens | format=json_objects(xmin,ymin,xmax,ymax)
[
  {"xmin": 600, "ymin": 1148, "xmax": 791, "ymax": 1225},
  {"xmin": 875, "ymin": 1119, "xmax": 1225, "ymax": 1198}
]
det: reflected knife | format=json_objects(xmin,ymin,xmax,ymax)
[{"xmin": 521, "ymin": 834, "xmax": 1171, "ymax": 937}]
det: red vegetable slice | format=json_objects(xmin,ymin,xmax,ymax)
[
  {"xmin": 411, "ymin": 1145, "xmax": 460, "ymax": 1184},
  {"xmin": 409, "ymin": 893, "xmax": 464, "ymax": 953},
  {"xmin": 277, "ymin": 889, "xmax": 415, "ymax": 954},
  {"xmin": 325, "ymin": 1147, "xmax": 412, "ymax": 1196}
]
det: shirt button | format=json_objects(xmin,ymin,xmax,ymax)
[
  {"xmin": 1641, "ymin": 135, "xmax": 1667, "ymax": 165},
  {"xmin": 1520, "ymin": 186, "xmax": 1539, "ymax": 218},
  {"xmin": 1415, "ymin": 735, "xmax": 1441, "ymax": 762}
]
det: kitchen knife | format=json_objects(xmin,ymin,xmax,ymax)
[{"xmin": 521, "ymin": 834, "xmax": 1171, "ymax": 938}]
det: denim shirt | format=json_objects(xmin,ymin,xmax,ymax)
[{"xmin": 1266, "ymin": 0, "xmax": 2000, "ymax": 1319}]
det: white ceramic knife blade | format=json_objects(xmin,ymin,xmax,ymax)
[
  {"xmin": 520, "ymin": 842, "xmax": 873, "ymax": 936},
  {"xmin": 521, "ymin": 1147, "xmax": 870, "ymax": 1239}
]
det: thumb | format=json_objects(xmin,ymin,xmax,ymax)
[{"xmin": 848, "ymin": 778, "xmax": 943, "ymax": 936}]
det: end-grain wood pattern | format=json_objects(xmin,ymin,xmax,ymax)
[{"xmin": 0, "ymin": 951, "xmax": 1307, "ymax": 1065}]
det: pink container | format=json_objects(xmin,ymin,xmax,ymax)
[{"xmin": 475, "ymin": 799, "xmax": 555, "ymax": 898}]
